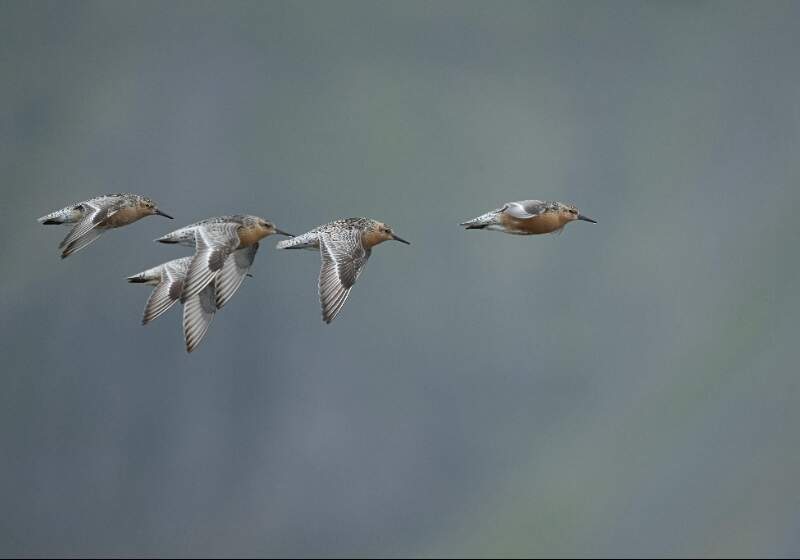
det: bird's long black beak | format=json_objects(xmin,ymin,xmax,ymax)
[
  {"xmin": 392, "ymin": 233, "xmax": 410, "ymax": 245},
  {"xmin": 275, "ymin": 228, "xmax": 294, "ymax": 237},
  {"xmin": 577, "ymin": 214, "xmax": 597, "ymax": 223},
  {"xmin": 155, "ymin": 209, "xmax": 174, "ymax": 219}
]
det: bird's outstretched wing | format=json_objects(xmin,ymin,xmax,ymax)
[
  {"xmin": 142, "ymin": 259, "xmax": 190, "ymax": 325},
  {"xmin": 183, "ymin": 282, "xmax": 217, "ymax": 353},
  {"xmin": 59, "ymin": 200, "xmax": 119, "ymax": 258},
  {"xmin": 502, "ymin": 200, "xmax": 546, "ymax": 220},
  {"xmin": 214, "ymin": 243, "xmax": 259, "ymax": 309},
  {"xmin": 181, "ymin": 222, "xmax": 240, "ymax": 302},
  {"xmin": 317, "ymin": 229, "xmax": 370, "ymax": 323}
]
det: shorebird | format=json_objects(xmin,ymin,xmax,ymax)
[
  {"xmin": 460, "ymin": 200, "xmax": 596, "ymax": 235},
  {"xmin": 127, "ymin": 256, "xmax": 247, "ymax": 352},
  {"xmin": 38, "ymin": 193, "xmax": 173, "ymax": 258},
  {"xmin": 128, "ymin": 257, "xmax": 214, "ymax": 352},
  {"xmin": 276, "ymin": 218, "xmax": 409, "ymax": 323},
  {"xmin": 156, "ymin": 215, "xmax": 291, "ymax": 348}
]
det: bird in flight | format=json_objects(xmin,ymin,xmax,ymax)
[
  {"xmin": 155, "ymin": 215, "xmax": 292, "ymax": 351},
  {"xmin": 38, "ymin": 193, "xmax": 173, "ymax": 258},
  {"xmin": 461, "ymin": 200, "xmax": 596, "ymax": 235},
  {"xmin": 127, "ymin": 256, "xmax": 256, "ymax": 352},
  {"xmin": 276, "ymin": 217, "xmax": 409, "ymax": 323}
]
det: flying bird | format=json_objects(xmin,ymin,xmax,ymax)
[
  {"xmin": 38, "ymin": 193, "xmax": 173, "ymax": 258},
  {"xmin": 461, "ymin": 200, "xmax": 596, "ymax": 235},
  {"xmin": 127, "ymin": 255, "xmax": 257, "ymax": 352},
  {"xmin": 276, "ymin": 217, "xmax": 409, "ymax": 323},
  {"xmin": 155, "ymin": 215, "xmax": 291, "ymax": 350},
  {"xmin": 127, "ymin": 256, "xmax": 216, "ymax": 352},
  {"xmin": 156, "ymin": 215, "xmax": 291, "ymax": 304}
]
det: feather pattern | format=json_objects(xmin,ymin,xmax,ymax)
[
  {"xmin": 215, "ymin": 244, "xmax": 259, "ymax": 309},
  {"xmin": 181, "ymin": 222, "xmax": 240, "ymax": 302},
  {"xmin": 317, "ymin": 229, "xmax": 370, "ymax": 323},
  {"xmin": 58, "ymin": 201, "xmax": 109, "ymax": 258},
  {"xmin": 502, "ymin": 200, "xmax": 547, "ymax": 219},
  {"xmin": 183, "ymin": 283, "xmax": 217, "ymax": 353},
  {"xmin": 140, "ymin": 258, "xmax": 191, "ymax": 324},
  {"xmin": 40, "ymin": 193, "xmax": 169, "ymax": 258}
]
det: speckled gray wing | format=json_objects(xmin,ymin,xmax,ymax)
[
  {"xmin": 181, "ymin": 222, "xmax": 240, "ymax": 302},
  {"xmin": 58, "ymin": 200, "xmax": 116, "ymax": 258},
  {"xmin": 142, "ymin": 259, "xmax": 190, "ymax": 325},
  {"xmin": 182, "ymin": 282, "xmax": 217, "ymax": 353},
  {"xmin": 503, "ymin": 200, "xmax": 546, "ymax": 220},
  {"xmin": 214, "ymin": 243, "xmax": 259, "ymax": 309},
  {"xmin": 318, "ymin": 229, "xmax": 370, "ymax": 324}
]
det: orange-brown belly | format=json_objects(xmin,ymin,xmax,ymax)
[
  {"xmin": 501, "ymin": 212, "xmax": 565, "ymax": 235},
  {"xmin": 105, "ymin": 206, "xmax": 144, "ymax": 228}
]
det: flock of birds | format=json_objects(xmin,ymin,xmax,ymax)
[{"xmin": 38, "ymin": 193, "xmax": 596, "ymax": 352}]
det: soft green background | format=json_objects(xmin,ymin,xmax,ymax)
[{"xmin": 1, "ymin": 1, "xmax": 799, "ymax": 557}]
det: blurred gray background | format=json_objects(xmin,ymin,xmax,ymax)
[{"xmin": 1, "ymin": 1, "xmax": 799, "ymax": 557}]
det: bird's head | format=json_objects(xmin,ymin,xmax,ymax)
[
  {"xmin": 373, "ymin": 221, "xmax": 410, "ymax": 245},
  {"xmin": 254, "ymin": 217, "xmax": 293, "ymax": 238},
  {"xmin": 559, "ymin": 203, "xmax": 596, "ymax": 224},
  {"xmin": 140, "ymin": 197, "xmax": 173, "ymax": 219}
]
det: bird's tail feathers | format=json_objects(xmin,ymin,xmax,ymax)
[
  {"xmin": 460, "ymin": 209, "xmax": 502, "ymax": 229},
  {"xmin": 276, "ymin": 232, "xmax": 318, "ymax": 250}
]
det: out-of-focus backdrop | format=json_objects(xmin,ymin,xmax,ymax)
[{"xmin": 1, "ymin": 1, "xmax": 799, "ymax": 557}]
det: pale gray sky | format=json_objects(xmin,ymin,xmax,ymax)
[{"xmin": 2, "ymin": 1, "xmax": 799, "ymax": 556}]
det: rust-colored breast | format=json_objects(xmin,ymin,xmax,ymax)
[
  {"xmin": 501, "ymin": 211, "xmax": 566, "ymax": 235},
  {"xmin": 237, "ymin": 224, "xmax": 267, "ymax": 247},
  {"xmin": 361, "ymin": 229, "xmax": 388, "ymax": 248},
  {"xmin": 105, "ymin": 206, "xmax": 145, "ymax": 227}
]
